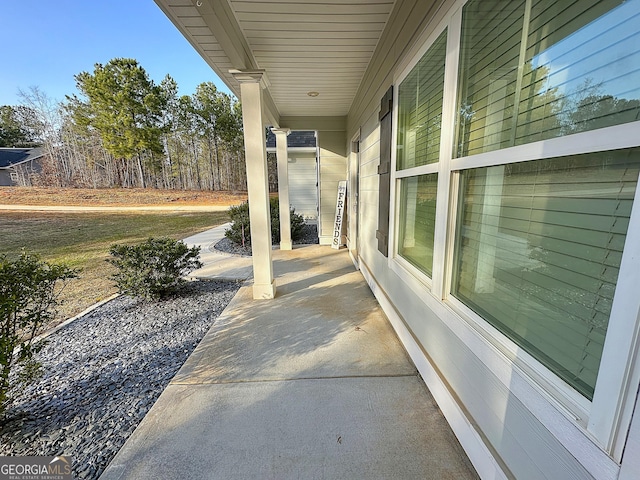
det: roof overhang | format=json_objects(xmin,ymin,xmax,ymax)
[{"xmin": 154, "ymin": 0, "xmax": 396, "ymax": 127}]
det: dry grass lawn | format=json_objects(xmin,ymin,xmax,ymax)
[{"xmin": 0, "ymin": 187, "xmax": 244, "ymax": 327}]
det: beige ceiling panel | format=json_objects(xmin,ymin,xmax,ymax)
[
  {"xmin": 250, "ymin": 38, "xmax": 379, "ymax": 48},
  {"xmin": 157, "ymin": 0, "xmax": 396, "ymax": 117},
  {"xmin": 169, "ymin": 6, "xmax": 200, "ymax": 16},
  {"xmin": 202, "ymin": 44, "xmax": 224, "ymax": 52},
  {"xmin": 241, "ymin": 21, "xmax": 387, "ymax": 32},
  {"xmin": 246, "ymin": 30, "xmax": 380, "ymax": 40},
  {"xmin": 254, "ymin": 45, "xmax": 375, "ymax": 53},
  {"xmin": 180, "ymin": 16, "xmax": 208, "ymax": 27},
  {"xmin": 231, "ymin": 2, "xmax": 393, "ymax": 15},
  {"xmin": 187, "ymin": 26, "xmax": 215, "ymax": 36},
  {"xmin": 266, "ymin": 72, "xmax": 364, "ymax": 79},
  {"xmin": 166, "ymin": 0, "xmax": 193, "ymax": 6},
  {"xmin": 235, "ymin": 12, "xmax": 391, "ymax": 23},
  {"xmin": 232, "ymin": 0, "xmax": 393, "ymax": 5},
  {"xmin": 257, "ymin": 53, "xmax": 374, "ymax": 61}
]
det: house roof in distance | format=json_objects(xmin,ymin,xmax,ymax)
[
  {"xmin": 266, "ymin": 131, "xmax": 316, "ymax": 150},
  {"xmin": 0, "ymin": 147, "xmax": 45, "ymax": 169}
]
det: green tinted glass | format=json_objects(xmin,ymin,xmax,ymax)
[
  {"xmin": 456, "ymin": 0, "xmax": 640, "ymax": 157},
  {"xmin": 452, "ymin": 148, "xmax": 640, "ymax": 399},
  {"xmin": 398, "ymin": 174, "xmax": 438, "ymax": 276},
  {"xmin": 397, "ymin": 30, "xmax": 447, "ymax": 169}
]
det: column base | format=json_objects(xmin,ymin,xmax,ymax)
[
  {"xmin": 279, "ymin": 241, "xmax": 293, "ymax": 251},
  {"xmin": 252, "ymin": 280, "xmax": 276, "ymax": 299}
]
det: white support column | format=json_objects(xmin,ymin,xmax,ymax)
[
  {"xmin": 272, "ymin": 128, "xmax": 292, "ymax": 250},
  {"xmin": 230, "ymin": 69, "xmax": 276, "ymax": 299}
]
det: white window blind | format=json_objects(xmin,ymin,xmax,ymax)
[
  {"xmin": 456, "ymin": 0, "xmax": 640, "ymax": 158},
  {"xmin": 455, "ymin": 0, "xmax": 525, "ymax": 157},
  {"xmin": 397, "ymin": 174, "xmax": 438, "ymax": 276},
  {"xmin": 396, "ymin": 30, "xmax": 447, "ymax": 170},
  {"xmin": 452, "ymin": 148, "xmax": 640, "ymax": 399}
]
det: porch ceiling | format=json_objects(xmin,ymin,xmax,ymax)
[{"xmin": 154, "ymin": 0, "xmax": 396, "ymax": 123}]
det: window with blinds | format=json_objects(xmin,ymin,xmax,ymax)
[
  {"xmin": 396, "ymin": 30, "xmax": 447, "ymax": 170},
  {"xmin": 395, "ymin": 29, "xmax": 447, "ymax": 276},
  {"xmin": 398, "ymin": 174, "xmax": 438, "ymax": 276},
  {"xmin": 456, "ymin": 0, "xmax": 640, "ymax": 158},
  {"xmin": 451, "ymin": 148, "xmax": 640, "ymax": 399}
]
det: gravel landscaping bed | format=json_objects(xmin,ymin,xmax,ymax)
[
  {"xmin": 0, "ymin": 280, "xmax": 240, "ymax": 480},
  {"xmin": 214, "ymin": 223, "xmax": 319, "ymax": 256}
]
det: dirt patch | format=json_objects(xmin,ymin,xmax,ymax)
[{"xmin": 0, "ymin": 187, "xmax": 247, "ymax": 207}]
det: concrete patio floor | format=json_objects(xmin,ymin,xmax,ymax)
[{"xmin": 100, "ymin": 227, "xmax": 478, "ymax": 479}]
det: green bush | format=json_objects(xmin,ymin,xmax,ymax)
[
  {"xmin": 271, "ymin": 197, "xmax": 306, "ymax": 244},
  {"xmin": 225, "ymin": 201, "xmax": 251, "ymax": 246},
  {"xmin": 1, "ymin": 252, "xmax": 77, "ymax": 417},
  {"xmin": 108, "ymin": 237, "xmax": 203, "ymax": 300},
  {"xmin": 225, "ymin": 197, "xmax": 305, "ymax": 246}
]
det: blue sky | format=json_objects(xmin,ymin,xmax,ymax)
[{"xmin": 0, "ymin": 0, "xmax": 231, "ymax": 107}]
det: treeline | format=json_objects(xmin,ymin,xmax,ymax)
[{"xmin": 1, "ymin": 58, "xmax": 249, "ymax": 191}]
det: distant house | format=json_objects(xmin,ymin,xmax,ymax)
[
  {"xmin": 266, "ymin": 131, "xmax": 320, "ymax": 226},
  {"xmin": 0, "ymin": 147, "xmax": 44, "ymax": 186}
]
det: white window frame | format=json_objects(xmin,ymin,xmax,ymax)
[
  {"xmin": 389, "ymin": 16, "xmax": 451, "ymax": 293},
  {"xmin": 388, "ymin": 0, "xmax": 640, "ymax": 462}
]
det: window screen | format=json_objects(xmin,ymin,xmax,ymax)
[
  {"xmin": 397, "ymin": 30, "xmax": 447, "ymax": 170},
  {"xmin": 397, "ymin": 174, "xmax": 438, "ymax": 276},
  {"xmin": 456, "ymin": 0, "xmax": 640, "ymax": 158},
  {"xmin": 452, "ymin": 148, "xmax": 640, "ymax": 399}
]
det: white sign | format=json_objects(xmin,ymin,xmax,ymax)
[{"xmin": 332, "ymin": 181, "xmax": 347, "ymax": 250}]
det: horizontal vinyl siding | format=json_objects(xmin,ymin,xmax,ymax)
[
  {"xmin": 358, "ymin": 109, "xmax": 382, "ymax": 263},
  {"xmin": 318, "ymin": 131, "xmax": 347, "ymax": 243},
  {"xmin": 288, "ymin": 152, "xmax": 318, "ymax": 221},
  {"xmin": 620, "ymin": 395, "xmax": 640, "ymax": 479},
  {"xmin": 346, "ymin": 0, "xmax": 611, "ymax": 478}
]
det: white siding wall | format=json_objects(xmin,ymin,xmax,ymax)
[
  {"xmin": 317, "ymin": 131, "xmax": 347, "ymax": 245},
  {"xmin": 358, "ymin": 110, "xmax": 382, "ymax": 264},
  {"xmin": 345, "ymin": 0, "xmax": 634, "ymax": 479},
  {"xmin": 287, "ymin": 151, "xmax": 318, "ymax": 222},
  {"xmin": 619, "ymin": 393, "xmax": 640, "ymax": 479}
]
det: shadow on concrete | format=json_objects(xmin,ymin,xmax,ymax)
[{"xmin": 100, "ymin": 245, "xmax": 479, "ymax": 480}]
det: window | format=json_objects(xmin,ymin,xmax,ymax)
[
  {"xmin": 394, "ymin": 30, "xmax": 447, "ymax": 277},
  {"xmin": 397, "ymin": 31, "xmax": 447, "ymax": 170},
  {"xmin": 448, "ymin": 0, "xmax": 640, "ymax": 403},
  {"xmin": 455, "ymin": 0, "xmax": 640, "ymax": 157},
  {"xmin": 397, "ymin": 174, "xmax": 438, "ymax": 276},
  {"xmin": 388, "ymin": 0, "xmax": 640, "ymax": 459},
  {"xmin": 452, "ymin": 149, "xmax": 640, "ymax": 399}
]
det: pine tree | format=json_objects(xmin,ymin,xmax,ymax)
[{"xmin": 66, "ymin": 58, "xmax": 167, "ymax": 188}]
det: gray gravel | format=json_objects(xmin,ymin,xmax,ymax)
[
  {"xmin": 214, "ymin": 223, "xmax": 319, "ymax": 256},
  {"xmin": 0, "ymin": 280, "xmax": 240, "ymax": 480}
]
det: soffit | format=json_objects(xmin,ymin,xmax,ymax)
[{"xmin": 155, "ymin": 0, "xmax": 396, "ymax": 120}]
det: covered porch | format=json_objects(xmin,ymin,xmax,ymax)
[
  {"xmin": 139, "ymin": 1, "xmax": 481, "ymax": 478},
  {"xmin": 146, "ymin": 1, "xmax": 640, "ymax": 479},
  {"xmin": 100, "ymin": 239, "xmax": 477, "ymax": 479},
  {"xmin": 153, "ymin": 0, "xmax": 381, "ymax": 300}
]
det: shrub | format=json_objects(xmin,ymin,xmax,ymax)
[
  {"xmin": 225, "ymin": 201, "xmax": 251, "ymax": 246},
  {"xmin": 225, "ymin": 197, "xmax": 305, "ymax": 246},
  {"xmin": 270, "ymin": 197, "xmax": 306, "ymax": 244},
  {"xmin": 1, "ymin": 252, "xmax": 77, "ymax": 417},
  {"xmin": 108, "ymin": 237, "xmax": 203, "ymax": 300}
]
